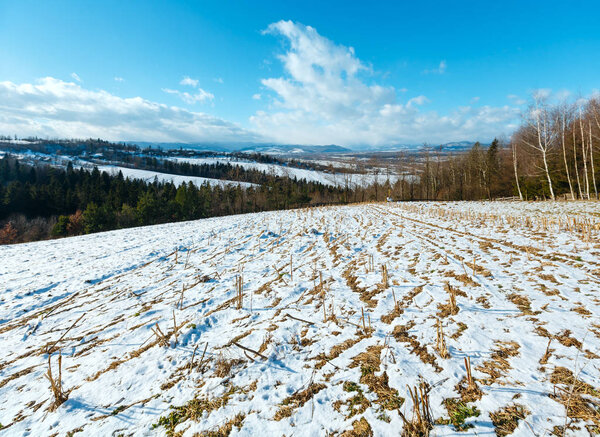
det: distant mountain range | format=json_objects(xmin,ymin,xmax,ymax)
[{"xmin": 129, "ymin": 141, "xmax": 484, "ymax": 154}]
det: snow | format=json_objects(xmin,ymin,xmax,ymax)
[
  {"xmin": 91, "ymin": 165, "xmax": 258, "ymax": 189},
  {"xmin": 0, "ymin": 150, "xmax": 257, "ymax": 189},
  {"xmin": 171, "ymin": 157, "xmax": 401, "ymax": 188},
  {"xmin": 1, "ymin": 201, "xmax": 599, "ymax": 435}
]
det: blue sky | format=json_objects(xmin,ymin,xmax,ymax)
[{"xmin": 1, "ymin": 0, "xmax": 599, "ymax": 147}]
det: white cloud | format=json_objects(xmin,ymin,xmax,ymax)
[
  {"xmin": 163, "ymin": 87, "xmax": 214, "ymax": 104},
  {"xmin": 470, "ymin": 96, "xmax": 480, "ymax": 104},
  {"xmin": 180, "ymin": 76, "xmax": 199, "ymax": 87},
  {"xmin": 424, "ymin": 60, "xmax": 446, "ymax": 75},
  {"xmin": 214, "ymin": 77, "xmax": 224, "ymax": 84},
  {"xmin": 0, "ymin": 77, "xmax": 261, "ymax": 143},
  {"xmin": 507, "ymin": 94, "xmax": 527, "ymax": 105},
  {"xmin": 114, "ymin": 77, "xmax": 124, "ymax": 82},
  {"xmin": 251, "ymin": 21, "xmax": 517, "ymax": 146},
  {"xmin": 71, "ymin": 72, "xmax": 82, "ymax": 82},
  {"xmin": 407, "ymin": 95, "xmax": 429, "ymax": 107},
  {"xmin": 252, "ymin": 93, "xmax": 261, "ymax": 100}
]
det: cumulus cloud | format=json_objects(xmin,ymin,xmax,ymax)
[
  {"xmin": 0, "ymin": 77, "xmax": 261, "ymax": 143},
  {"xmin": 162, "ymin": 87, "xmax": 214, "ymax": 104},
  {"xmin": 252, "ymin": 93, "xmax": 261, "ymax": 100},
  {"xmin": 251, "ymin": 21, "xmax": 518, "ymax": 146},
  {"xmin": 180, "ymin": 76, "xmax": 199, "ymax": 87}
]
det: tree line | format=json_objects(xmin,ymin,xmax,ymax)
[
  {"xmin": 2, "ymin": 93, "xmax": 599, "ymax": 245},
  {"xmin": 0, "ymin": 156, "xmax": 349, "ymax": 244},
  {"xmin": 511, "ymin": 95, "xmax": 599, "ymax": 200},
  {"xmin": 386, "ymin": 95, "xmax": 600, "ymax": 201}
]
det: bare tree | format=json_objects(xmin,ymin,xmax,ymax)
[
  {"xmin": 520, "ymin": 94, "xmax": 557, "ymax": 200},
  {"xmin": 511, "ymin": 140, "xmax": 523, "ymax": 200},
  {"xmin": 579, "ymin": 107, "xmax": 591, "ymax": 199},
  {"xmin": 557, "ymin": 103, "xmax": 575, "ymax": 199},
  {"xmin": 572, "ymin": 123, "xmax": 583, "ymax": 198},
  {"xmin": 589, "ymin": 121, "xmax": 598, "ymax": 198}
]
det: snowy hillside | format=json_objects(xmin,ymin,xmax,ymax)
[
  {"xmin": 171, "ymin": 157, "xmax": 401, "ymax": 188},
  {"xmin": 90, "ymin": 165, "xmax": 258, "ymax": 189},
  {"xmin": 0, "ymin": 150, "xmax": 257, "ymax": 189},
  {"xmin": 1, "ymin": 202, "xmax": 599, "ymax": 435}
]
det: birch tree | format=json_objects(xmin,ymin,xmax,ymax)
[
  {"xmin": 556, "ymin": 104, "xmax": 575, "ymax": 199},
  {"xmin": 520, "ymin": 94, "xmax": 557, "ymax": 200},
  {"xmin": 511, "ymin": 139, "xmax": 523, "ymax": 200}
]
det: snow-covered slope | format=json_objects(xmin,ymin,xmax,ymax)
[
  {"xmin": 0, "ymin": 150, "xmax": 257, "ymax": 189},
  {"xmin": 92, "ymin": 165, "xmax": 258, "ymax": 189},
  {"xmin": 1, "ymin": 202, "xmax": 599, "ymax": 435},
  {"xmin": 171, "ymin": 157, "xmax": 401, "ymax": 188}
]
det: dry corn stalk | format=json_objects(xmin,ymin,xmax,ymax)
[
  {"xmin": 236, "ymin": 275, "xmax": 244, "ymax": 309},
  {"xmin": 399, "ymin": 382, "xmax": 433, "ymax": 436},
  {"xmin": 152, "ymin": 323, "xmax": 170, "ymax": 347},
  {"xmin": 381, "ymin": 264, "xmax": 389, "ymax": 288},
  {"xmin": 465, "ymin": 356, "xmax": 474, "ymax": 389},
  {"xmin": 46, "ymin": 351, "xmax": 68, "ymax": 411},
  {"xmin": 436, "ymin": 319, "xmax": 450, "ymax": 359}
]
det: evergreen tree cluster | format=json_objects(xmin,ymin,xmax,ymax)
[{"xmin": 0, "ymin": 154, "xmax": 347, "ymax": 243}]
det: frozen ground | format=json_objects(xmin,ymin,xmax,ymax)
[
  {"xmin": 0, "ymin": 150, "xmax": 256, "ymax": 189},
  {"xmin": 1, "ymin": 201, "xmax": 599, "ymax": 436},
  {"xmin": 171, "ymin": 157, "xmax": 400, "ymax": 188},
  {"xmin": 90, "ymin": 165, "xmax": 258, "ymax": 189}
]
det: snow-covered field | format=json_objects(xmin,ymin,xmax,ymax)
[
  {"xmin": 1, "ymin": 201, "xmax": 599, "ymax": 436},
  {"xmin": 91, "ymin": 165, "xmax": 258, "ymax": 189},
  {"xmin": 171, "ymin": 157, "xmax": 401, "ymax": 188},
  {"xmin": 0, "ymin": 150, "xmax": 256, "ymax": 189}
]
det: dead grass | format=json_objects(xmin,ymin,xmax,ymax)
[
  {"xmin": 214, "ymin": 356, "xmax": 244, "ymax": 378},
  {"xmin": 314, "ymin": 335, "xmax": 365, "ymax": 369},
  {"xmin": 343, "ymin": 262, "xmax": 380, "ymax": 308},
  {"xmin": 153, "ymin": 385, "xmax": 240, "ymax": 436},
  {"xmin": 476, "ymin": 341, "xmax": 520, "ymax": 385},
  {"xmin": 197, "ymin": 413, "xmax": 245, "ymax": 436},
  {"xmin": 555, "ymin": 330, "xmax": 582, "ymax": 349},
  {"xmin": 450, "ymin": 322, "xmax": 468, "ymax": 340},
  {"xmin": 273, "ymin": 382, "xmax": 326, "ymax": 420},
  {"xmin": 549, "ymin": 366, "xmax": 600, "ymax": 428},
  {"xmin": 392, "ymin": 323, "xmax": 442, "ymax": 372},
  {"xmin": 507, "ymin": 293, "xmax": 534, "ymax": 315},
  {"xmin": 340, "ymin": 417, "xmax": 373, "ymax": 437},
  {"xmin": 571, "ymin": 304, "xmax": 591, "ymax": 317},
  {"xmin": 489, "ymin": 404, "xmax": 529, "ymax": 436},
  {"xmin": 350, "ymin": 345, "xmax": 404, "ymax": 411}
]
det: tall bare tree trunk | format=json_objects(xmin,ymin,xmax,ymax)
[
  {"xmin": 541, "ymin": 149, "xmax": 555, "ymax": 200},
  {"xmin": 512, "ymin": 142, "xmax": 523, "ymax": 200},
  {"xmin": 580, "ymin": 114, "xmax": 590, "ymax": 199},
  {"xmin": 589, "ymin": 122, "xmax": 598, "ymax": 199},
  {"xmin": 537, "ymin": 107, "xmax": 555, "ymax": 200},
  {"xmin": 560, "ymin": 111, "xmax": 575, "ymax": 199},
  {"xmin": 573, "ymin": 128, "xmax": 583, "ymax": 198}
]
